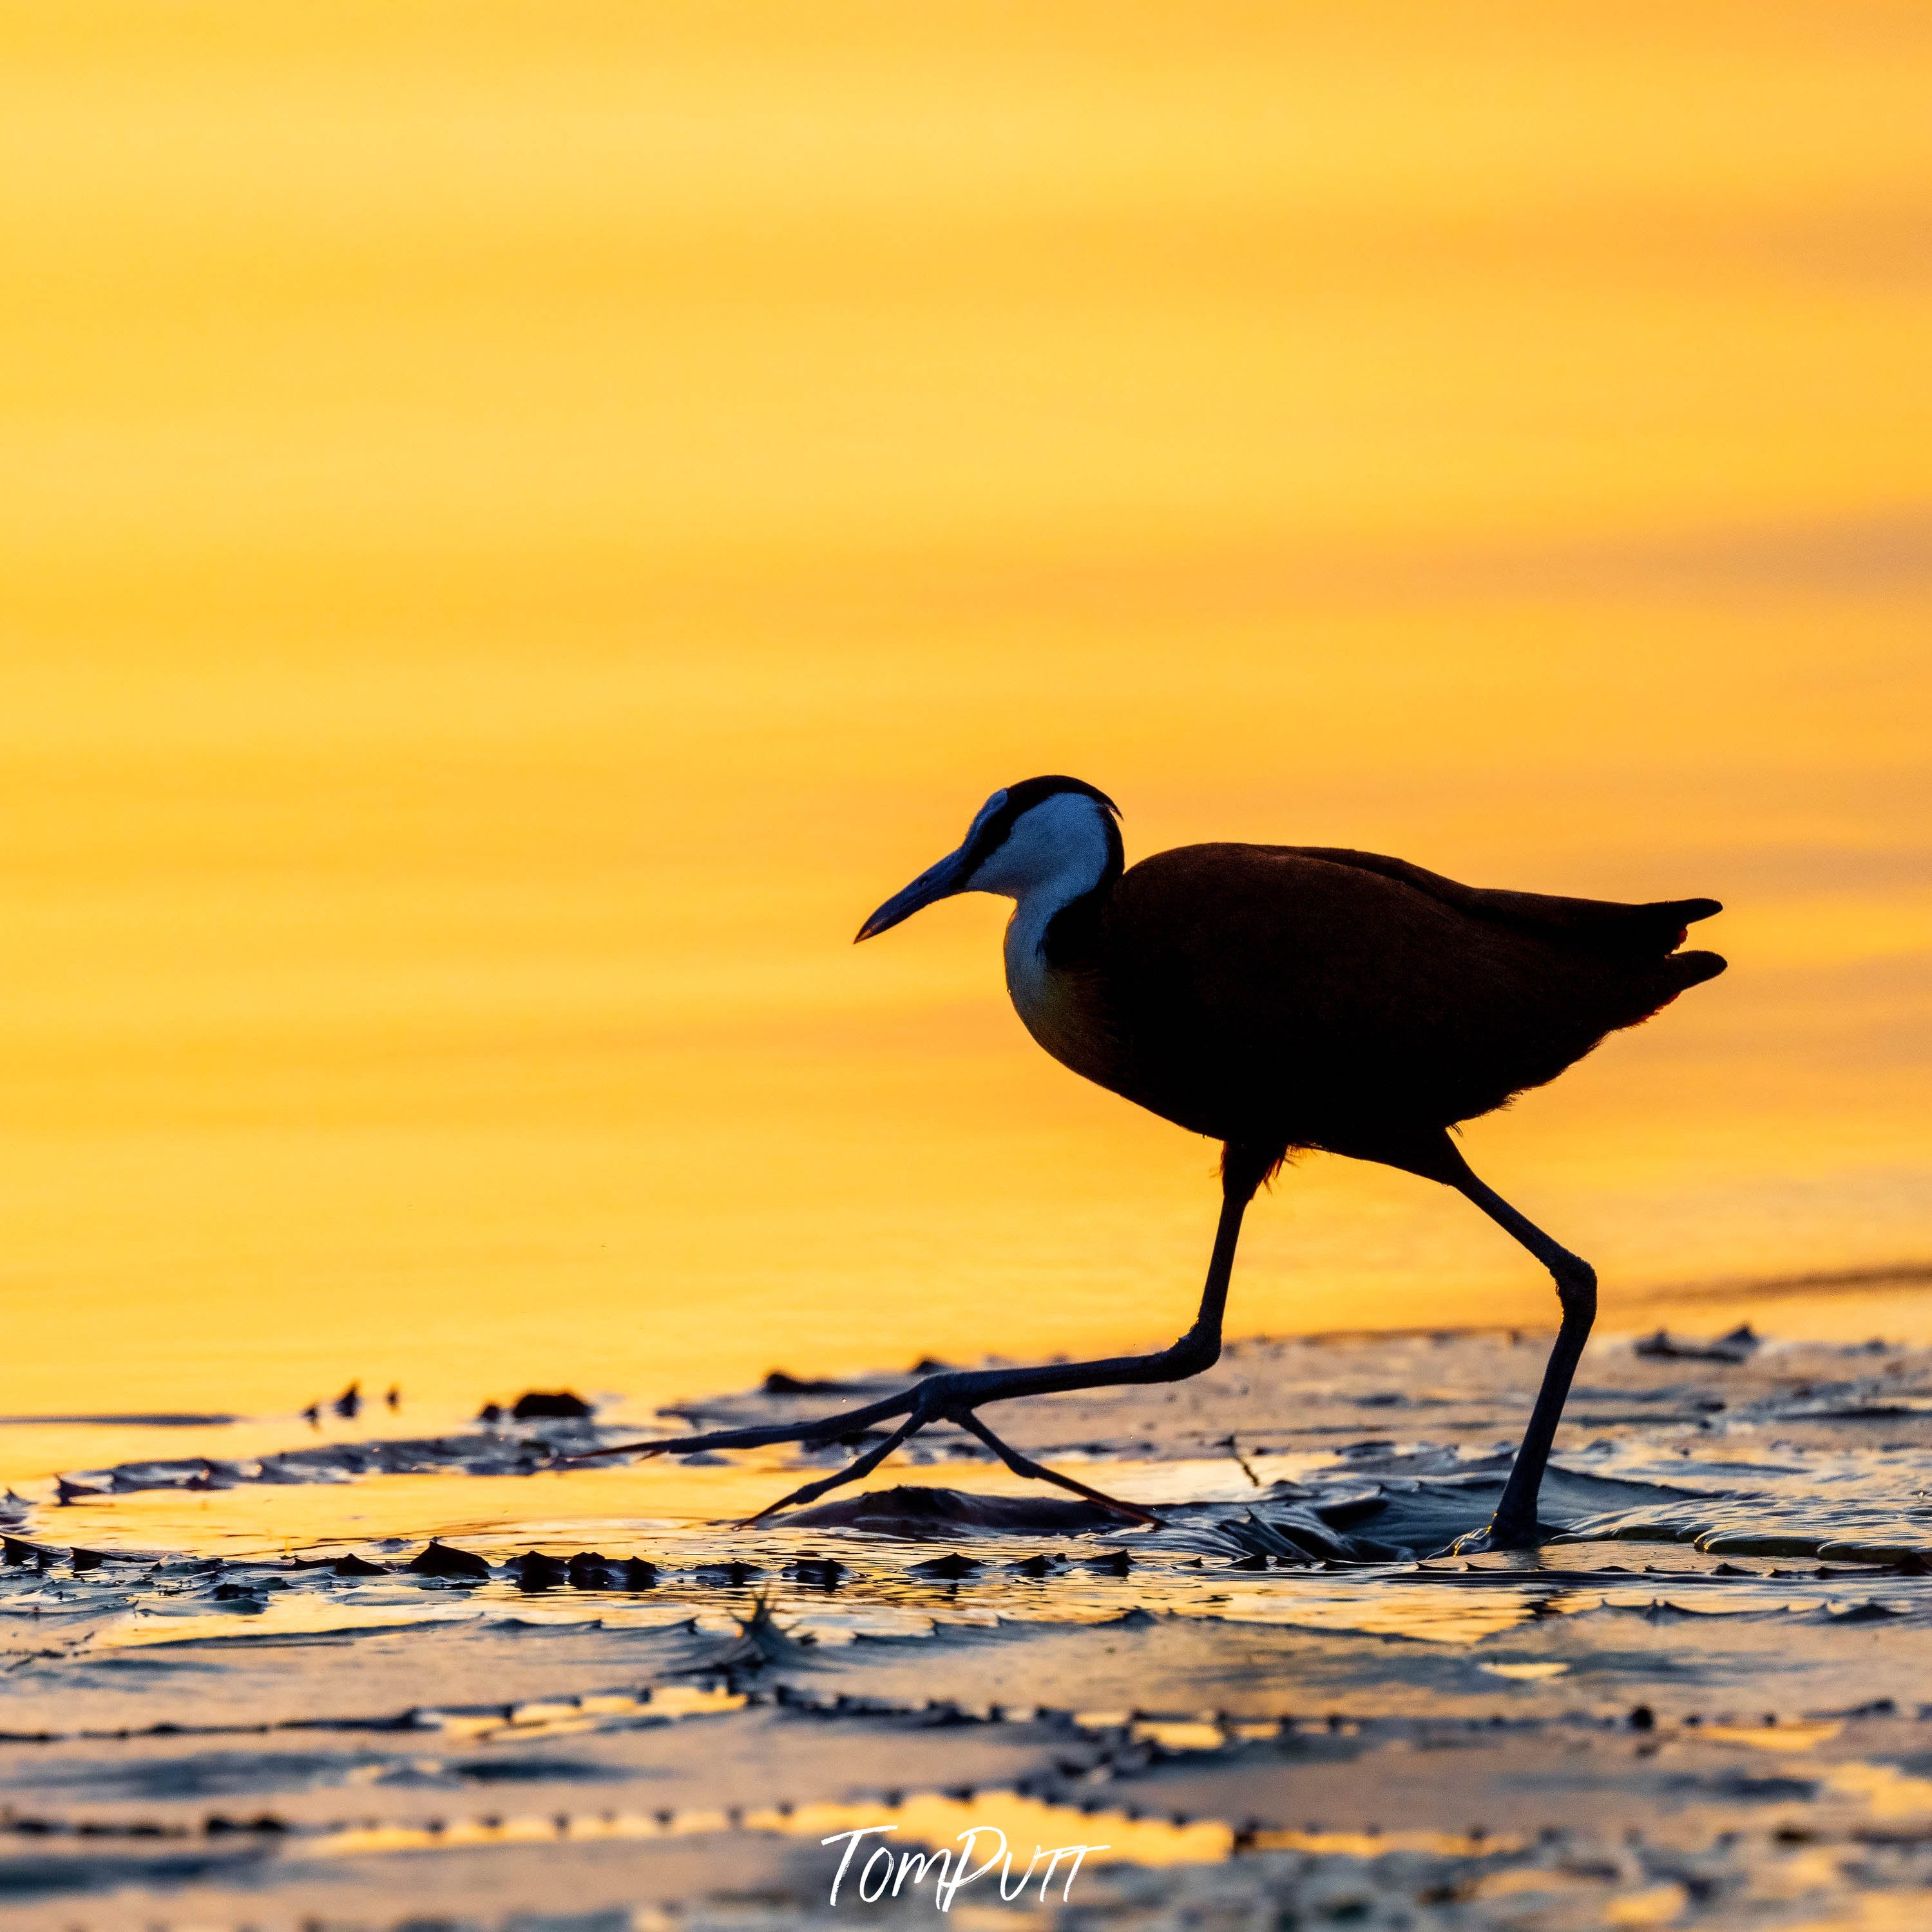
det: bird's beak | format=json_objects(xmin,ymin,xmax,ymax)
[{"xmin": 854, "ymin": 844, "xmax": 973, "ymax": 942}]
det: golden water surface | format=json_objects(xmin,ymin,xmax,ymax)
[{"xmin": 3, "ymin": 4, "xmax": 1929, "ymax": 1462}]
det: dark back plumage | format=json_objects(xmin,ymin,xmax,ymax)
[{"xmin": 1064, "ymin": 844, "xmax": 1724, "ymax": 1174}]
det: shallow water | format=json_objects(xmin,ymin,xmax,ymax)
[
  {"xmin": 9, "ymin": 1319, "xmax": 1932, "ymax": 1928},
  {"xmin": 3, "ymin": 5, "xmax": 1929, "ymax": 1925}
]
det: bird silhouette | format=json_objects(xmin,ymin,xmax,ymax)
[{"xmin": 604, "ymin": 777, "xmax": 1725, "ymax": 1550}]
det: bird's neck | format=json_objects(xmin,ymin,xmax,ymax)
[
  {"xmin": 1000, "ymin": 860, "xmax": 1117, "ymax": 1087},
  {"xmin": 1000, "ymin": 843, "xmax": 1114, "ymax": 1006},
  {"xmin": 970, "ymin": 791, "xmax": 1122, "ymax": 1034}
]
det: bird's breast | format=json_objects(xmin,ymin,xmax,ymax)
[{"xmin": 1002, "ymin": 927, "xmax": 1124, "ymax": 1092}]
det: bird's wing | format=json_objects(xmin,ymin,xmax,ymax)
[
  {"xmin": 1270, "ymin": 847, "xmax": 1720, "ymax": 959},
  {"xmin": 1096, "ymin": 844, "xmax": 1723, "ymax": 1146}
]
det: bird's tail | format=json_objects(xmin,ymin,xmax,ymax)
[
  {"xmin": 1623, "ymin": 944, "xmax": 1726, "ymax": 1028},
  {"xmin": 1667, "ymin": 947, "xmax": 1727, "ymax": 989},
  {"xmin": 1618, "ymin": 895, "xmax": 1723, "ymax": 959}
]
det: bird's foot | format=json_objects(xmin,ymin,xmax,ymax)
[
  {"xmin": 565, "ymin": 1359, "xmax": 1165, "ymax": 1527},
  {"xmin": 1438, "ymin": 1516, "xmax": 1558, "ymax": 1558},
  {"xmin": 732, "ymin": 1406, "xmax": 1155, "ymax": 1528},
  {"xmin": 952, "ymin": 1409, "xmax": 1159, "ymax": 1527}
]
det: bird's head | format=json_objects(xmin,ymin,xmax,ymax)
[{"xmin": 856, "ymin": 776, "xmax": 1123, "ymax": 942}]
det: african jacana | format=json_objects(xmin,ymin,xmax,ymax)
[{"xmin": 606, "ymin": 778, "xmax": 1725, "ymax": 1551}]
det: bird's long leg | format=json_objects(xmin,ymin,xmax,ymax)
[
  {"xmin": 573, "ymin": 1148, "xmax": 1268, "ymax": 1519},
  {"xmin": 1437, "ymin": 1154, "xmax": 1598, "ymax": 1554},
  {"xmin": 953, "ymin": 1410, "xmax": 1159, "ymax": 1525}
]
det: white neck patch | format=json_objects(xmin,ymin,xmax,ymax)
[{"xmin": 966, "ymin": 792, "xmax": 1114, "ymax": 1012}]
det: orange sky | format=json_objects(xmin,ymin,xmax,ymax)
[{"xmin": 1, "ymin": 3, "xmax": 1928, "ymax": 1426}]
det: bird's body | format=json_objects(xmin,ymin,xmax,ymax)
[
  {"xmin": 597, "ymin": 776, "xmax": 1726, "ymax": 1550},
  {"xmin": 1006, "ymin": 836, "xmax": 1723, "ymax": 1179}
]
